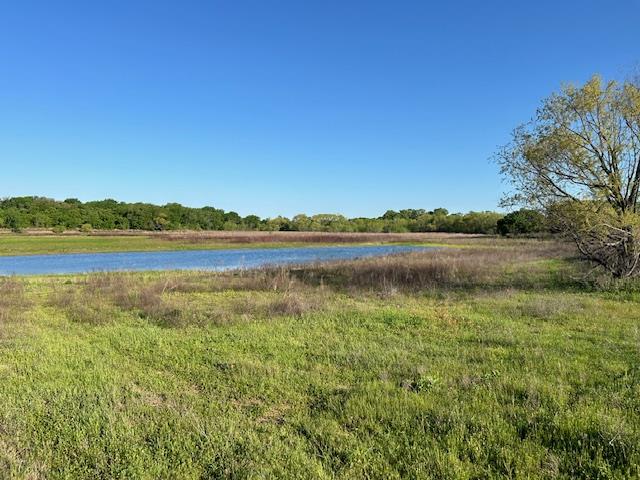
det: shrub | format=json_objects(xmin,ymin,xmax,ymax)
[{"xmin": 497, "ymin": 209, "xmax": 547, "ymax": 236}]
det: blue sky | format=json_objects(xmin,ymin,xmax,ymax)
[{"xmin": 1, "ymin": 1, "xmax": 638, "ymax": 218}]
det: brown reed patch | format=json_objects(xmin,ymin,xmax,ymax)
[
  {"xmin": 48, "ymin": 286, "xmax": 115, "ymax": 325},
  {"xmin": 288, "ymin": 241, "xmax": 577, "ymax": 293},
  {"xmin": 46, "ymin": 239, "xmax": 578, "ymax": 326},
  {"xmin": 168, "ymin": 267, "xmax": 300, "ymax": 294},
  {"xmin": 49, "ymin": 272, "xmax": 287, "ymax": 327},
  {"xmin": 152, "ymin": 230, "xmax": 483, "ymax": 245},
  {"xmin": 148, "ymin": 240, "xmax": 576, "ymax": 298},
  {"xmin": 264, "ymin": 290, "xmax": 325, "ymax": 317},
  {"xmin": 78, "ymin": 270, "xmax": 324, "ymax": 325},
  {"xmin": 48, "ymin": 273, "xmax": 185, "ymax": 326}
]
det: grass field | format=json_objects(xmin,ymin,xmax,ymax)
[
  {"xmin": 0, "ymin": 231, "xmax": 476, "ymax": 256},
  {"xmin": 1, "ymin": 238, "xmax": 639, "ymax": 478}
]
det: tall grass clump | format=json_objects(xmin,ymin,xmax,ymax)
[
  {"xmin": 48, "ymin": 274, "xmax": 183, "ymax": 326},
  {"xmin": 84, "ymin": 274, "xmax": 186, "ymax": 326},
  {"xmin": 45, "ymin": 240, "xmax": 583, "ymax": 328},
  {"xmin": 47, "ymin": 268, "xmax": 332, "ymax": 327},
  {"xmin": 0, "ymin": 277, "xmax": 30, "ymax": 324},
  {"xmin": 291, "ymin": 242, "xmax": 578, "ymax": 293}
]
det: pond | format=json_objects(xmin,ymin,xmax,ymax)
[{"xmin": 0, "ymin": 245, "xmax": 432, "ymax": 275}]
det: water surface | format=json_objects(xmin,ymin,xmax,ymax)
[{"xmin": 0, "ymin": 245, "xmax": 431, "ymax": 275}]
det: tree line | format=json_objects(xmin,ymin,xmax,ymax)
[{"xmin": 0, "ymin": 197, "xmax": 518, "ymax": 234}]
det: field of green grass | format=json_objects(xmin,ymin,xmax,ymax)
[
  {"xmin": 0, "ymin": 231, "xmax": 475, "ymax": 256},
  {"xmin": 1, "ymin": 239, "xmax": 639, "ymax": 478},
  {"xmin": 0, "ymin": 234, "xmax": 306, "ymax": 256}
]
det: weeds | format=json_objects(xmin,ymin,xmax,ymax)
[
  {"xmin": 290, "ymin": 241, "xmax": 578, "ymax": 293},
  {"xmin": 0, "ymin": 277, "xmax": 29, "ymax": 324},
  {"xmin": 49, "ymin": 269, "xmax": 326, "ymax": 327},
  {"xmin": 43, "ymin": 240, "xmax": 602, "ymax": 328},
  {"xmin": 155, "ymin": 230, "xmax": 482, "ymax": 245},
  {"xmin": 516, "ymin": 296, "xmax": 588, "ymax": 320}
]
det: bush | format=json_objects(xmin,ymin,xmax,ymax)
[{"xmin": 497, "ymin": 209, "xmax": 547, "ymax": 236}]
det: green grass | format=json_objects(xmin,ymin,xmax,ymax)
[
  {"xmin": 0, "ymin": 231, "xmax": 480, "ymax": 257},
  {"xmin": 0, "ymin": 234, "xmax": 313, "ymax": 256},
  {"xmin": 0, "ymin": 234, "xmax": 458, "ymax": 257},
  {"xmin": 1, "ymin": 241, "xmax": 639, "ymax": 478}
]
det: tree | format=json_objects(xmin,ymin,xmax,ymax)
[
  {"xmin": 498, "ymin": 75, "xmax": 640, "ymax": 277},
  {"xmin": 243, "ymin": 215, "xmax": 261, "ymax": 230},
  {"xmin": 497, "ymin": 209, "xmax": 547, "ymax": 236},
  {"xmin": 262, "ymin": 216, "xmax": 291, "ymax": 231},
  {"xmin": 4, "ymin": 208, "xmax": 25, "ymax": 233},
  {"xmin": 381, "ymin": 210, "xmax": 400, "ymax": 220},
  {"xmin": 290, "ymin": 214, "xmax": 312, "ymax": 231},
  {"xmin": 432, "ymin": 208, "xmax": 449, "ymax": 217}
]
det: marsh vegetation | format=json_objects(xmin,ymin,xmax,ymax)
[
  {"xmin": 1, "ymin": 238, "xmax": 639, "ymax": 478},
  {"xmin": 0, "ymin": 231, "xmax": 477, "ymax": 257}
]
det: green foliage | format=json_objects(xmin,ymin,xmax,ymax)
[
  {"xmin": 497, "ymin": 209, "xmax": 548, "ymax": 236},
  {"xmin": 498, "ymin": 75, "xmax": 640, "ymax": 276},
  {"xmin": 0, "ymin": 197, "xmax": 504, "ymax": 234}
]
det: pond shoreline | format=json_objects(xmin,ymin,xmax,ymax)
[{"xmin": 0, "ymin": 245, "xmax": 434, "ymax": 276}]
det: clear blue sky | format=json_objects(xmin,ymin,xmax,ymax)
[{"xmin": 1, "ymin": 1, "xmax": 638, "ymax": 218}]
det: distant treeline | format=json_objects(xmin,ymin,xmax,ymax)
[{"xmin": 0, "ymin": 196, "xmax": 542, "ymax": 235}]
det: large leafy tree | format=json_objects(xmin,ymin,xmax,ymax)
[{"xmin": 498, "ymin": 75, "xmax": 640, "ymax": 277}]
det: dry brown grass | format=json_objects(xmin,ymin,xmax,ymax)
[
  {"xmin": 4, "ymin": 229, "xmax": 484, "ymax": 243},
  {"xmin": 48, "ymin": 290, "xmax": 115, "ymax": 325},
  {"xmin": 266, "ymin": 292, "xmax": 319, "ymax": 317},
  {"xmin": 233, "ymin": 290, "xmax": 326, "ymax": 319},
  {"xmin": 45, "ymin": 239, "xmax": 580, "ymax": 327},
  {"xmin": 168, "ymin": 267, "xmax": 298, "ymax": 294},
  {"xmin": 140, "ymin": 240, "xmax": 575, "ymax": 297},
  {"xmin": 48, "ymin": 274, "xmax": 182, "ymax": 326},
  {"xmin": 153, "ymin": 231, "xmax": 483, "ymax": 245},
  {"xmin": 85, "ymin": 274, "xmax": 185, "ymax": 326},
  {"xmin": 48, "ymin": 270, "xmax": 325, "ymax": 327},
  {"xmin": 0, "ymin": 277, "xmax": 30, "ymax": 324},
  {"xmin": 288, "ymin": 240, "xmax": 577, "ymax": 293},
  {"xmin": 516, "ymin": 296, "xmax": 588, "ymax": 319}
]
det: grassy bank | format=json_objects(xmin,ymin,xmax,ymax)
[
  {"xmin": 1, "ymin": 240, "xmax": 639, "ymax": 478},
  {"xmin": 0, "ymin": 231, "xmax": 477, "ymax": 256}
]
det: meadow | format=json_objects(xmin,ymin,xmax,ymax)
[
  {"xmin": 0, "ymin": 231, "xmax": 476, "ymax": 256},
  {"xmin": 0, "ymin": 237, "xmax": 639, "ymax": 479}
]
